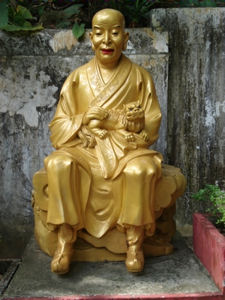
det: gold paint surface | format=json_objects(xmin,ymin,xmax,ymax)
[{"xmin": 33, "ymin": 9, "xmax": 186, "ymax": 273}]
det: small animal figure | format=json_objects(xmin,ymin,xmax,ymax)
[
  {"xmin": 78, "ymin": 102, "xmax": 149, "ymax": 146},
  {"xmin": 88, "ymin": 101, "xmax": 145, "ymax": 137},
  {"xmin": 123, "ymin": 102, "xmax": 145, "ymax": 133}
]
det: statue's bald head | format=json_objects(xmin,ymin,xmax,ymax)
[
  {"xmin": 90, "ymin": 8, "xmax": 129, "ymax": 67},
  {"xmin": 92, "ymin": 9, "xmax": 125, "ymax": 30}
]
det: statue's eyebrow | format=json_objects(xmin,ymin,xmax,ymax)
[{"xmin": 93, "ymin": 25, "xmax": 121, "ymax": 29}]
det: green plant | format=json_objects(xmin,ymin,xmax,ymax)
[
  {"xmin": 109, "ymin": 0, "xmax": 160, "ymax": 27},
  {"xmin": 0, "ymin": 0, "xmax": 223, "ymax": 37},
  {"xmin": 36, "ymin": 0, "xmax": 85, "ymax": 37},
  {"xmin": 0, "ymin": 0, "xmax": 85, "ymax": 39},
  {"xmin": 0, "ymin": 0, "xmax": 43, "ymax": 32},
  {"xmin": 178, "ymin": 0, "xmax": 217, "ymax": 6},
  {"xmin": 192, "ymin": 184, "xmax": 225, "ymax": 226}
]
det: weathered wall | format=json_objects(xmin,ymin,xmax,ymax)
[
  {"xmin": 149, "ymin": 8, "xmax": 225, "ymax": 226},
  {"xmin": 0, "ymin": 29, "xmax": 168, "ymax": 257},
  {"xmin": 1, "ymin": 8, "xmax": 224, "ymax": 256}
]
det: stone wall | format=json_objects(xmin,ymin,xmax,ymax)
[
  {"xmin": 149, "ymin": 8, "xmax": 225, "ymax": 227},
  {"xmin": 1, "ymin": 8, "xmax": 224, "ymax": 256},
  {"xmin": 0, "ymin": 29, "xmax": 168, "ymax": 257}
]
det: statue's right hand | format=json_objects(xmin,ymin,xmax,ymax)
[{"xmin": 83, "ymin": 107, "xmax": 108, "ymax": 125}]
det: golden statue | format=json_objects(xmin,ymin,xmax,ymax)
[{"xmin": 32, "ymin": 9, "xmax": 186, "ymax": 275}]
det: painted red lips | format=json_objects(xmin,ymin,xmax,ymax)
[{"xmin": 101, "ymin": 49, "xmax": 114, "ymax": 54}]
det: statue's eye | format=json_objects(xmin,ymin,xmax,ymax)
[
  {"xmin": 95, "ymin": 31, "xmax": 102, "ymax": 36},
  {"xmin": 112, "ymin": 32, "xmax": 119, "ymax": 36},
  {"xmin": 129, "ymin": 107, "xmax": 133, "ymax": 111}
]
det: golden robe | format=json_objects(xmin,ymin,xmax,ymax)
[{"xmin": 44, "ymin": 54, "xmax": 162, "ymax": 238}]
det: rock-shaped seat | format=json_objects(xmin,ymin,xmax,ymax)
[{"xmin": 32, "ymin": 164, "xmax": 186, "ymax": 261}]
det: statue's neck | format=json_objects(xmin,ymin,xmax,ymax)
[
  {"xmin": 99, "ymin": 67, "xmax": 116, "ymax": 85},
  {"xmin": 96, "ymin": 58, "xmax": 120, "ymax": 85}
]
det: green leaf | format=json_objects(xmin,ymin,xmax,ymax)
[
  {"xmin": 56, "ymin": 21, "xmax": 71, "ymax": 29},
  {"xmin": 13, "ymin": 14, "xmax": 26, "ymax": 26},
  {"xmin": 199, "ymin": 0, "xmax": 217, "ymax": 6},
  {"xmin": 179, "ymin": 0, "xmax": 217, "ymax": 6},
  {"xmin": 1, "ymin": 23, "xmax": 43, "ymax": 32},
  {"xmin": 17, "ymin": 5, "xmax": 33, "ymax": 20},
  {"xmin": 0, "ymin": 0, "xmax": 9, "ymax": 28},
  {"xmin": 38, "ymin": 6, "xmax": 45, "ymax": 17},
  {"xmin": 63, "ymin": 4, "xmax": 82, "ymax": 18},
  {"xmin": 23, "ymin": 21, "xmax": 32, "ymax": 28},
  {"xmin": 72, "ymin": 22, "xmax": 85, "ymax": 40},
  {"xmin": 180, "ymin": 0, "xmax": 198, "ymax": 6}
]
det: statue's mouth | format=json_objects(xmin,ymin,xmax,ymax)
[{"xmin": 101, "ymin": 49, "xmax": 114, "ymax": 54}]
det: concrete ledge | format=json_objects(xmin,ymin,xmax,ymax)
[
  {"xmin": 2, "ymin": 234, "xmax": 222, "ymax": 299},
  {"xmin": 193, "ymin": 213, "xmax": 225, "ymax": 294},
  {"xmin": 0, "ymin": 28, "xmax": 168, "ymax": 57}
]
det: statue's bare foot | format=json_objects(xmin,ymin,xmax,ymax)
[
  {"xmin": 51, "ymin": 240, "xmax": 73, "ymax": 274},
  {"xmin": 125, "ymin": 244, "xmax": 144, "ymax": 272}
]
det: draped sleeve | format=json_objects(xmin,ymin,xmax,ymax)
[
  {"xmin": 138, "ymin": 66, "xmax": 162, "ymax": 146},
  {"xmin": 49, "ymin": 71, "xmax": 83, "ymax": 149}
]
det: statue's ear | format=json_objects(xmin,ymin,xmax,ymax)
[
  {"xmin": 122, "ymin": 32, "xmax": 129, "ymax": 51},
  {"xmin": 89, "ymin": 32, "xmax": 95, "ymax": 51}
]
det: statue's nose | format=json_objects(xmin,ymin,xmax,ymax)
[{"xmin": 103, "ymin": 32, "xmax": 111, "ymax": 45}]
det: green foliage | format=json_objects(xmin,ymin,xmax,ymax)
[
  {"xmin": 192, "ymin": 184, "xmax": 225, "ymax": 226},
  {"xmin": 79, "ymin": 0, "xmax": 160, "ymax": 28},
  {"xmin": 63, "ymin": 4, "xmax": 83, "ymax": 18},
  {"xmin": 38, "ymin": 2, "xmax": 83, "ymax": 31},
  {"xmin": 0, "ymin": 0, "xmax": 223, "ymax": 36},
  {"xmin": 0, "ymin": 0, "xmax": 43, "ymax": 32},
  {"xmin": 0, "ymin": 0, "xmax": 83, "ymax": 34},
  {"xmin": 103, "ymin": 0, "xmax": 160, "ymax": 27},
  {"xmin": 0, "ymin": 0, "xmax": 9, "ymax": 27},
  {"xmin": 72, "ymin": 22, "xmax": 85, "ymax": 40},
  {"xmin": 179, "ymin": 0, "xmax": 217, "ymax": 7}
]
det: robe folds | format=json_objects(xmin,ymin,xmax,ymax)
[{"xmin": 44, "ymin": 54, "xmax": 163, "ymax": 238}]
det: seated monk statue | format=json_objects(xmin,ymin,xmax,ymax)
[{"xmin": 32, "ymin": 8, "xmax": 186, "ymax": 275}]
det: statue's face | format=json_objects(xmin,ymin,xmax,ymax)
[{"xmin": 90, "ymin": 10, "xmax": 129, "ymax": 67}]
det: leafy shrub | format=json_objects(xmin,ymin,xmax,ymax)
[
  {"xmin": 192, "ymin": 184, "xmax": 225, "ymax": 227},
  {"xmin": 0, "ymin": 0, "xmax": 43, "ymax": 32},
  {"xmin": 0, "ymin": 0, "xmax": 223, "ymax": 38},
  {"xmin": 0, "ymin": 0, "xmax": 85, "ymax": 38},
  {"xmin": 179, "ymin": 0, "xmax": 216, "ymax": 6}
]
